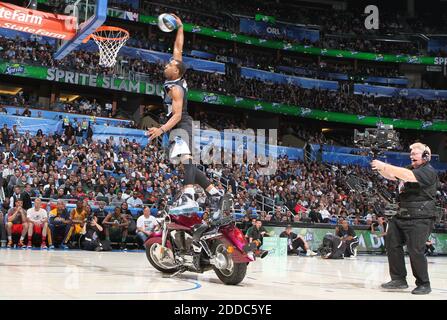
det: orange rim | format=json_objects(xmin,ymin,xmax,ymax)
[{"xmin": 83, "ymin": 26, "xmax": 129, "ymax": 43}]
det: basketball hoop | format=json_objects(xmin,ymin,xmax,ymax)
[{"xmin": 87, "ymin": 26, "xmax": 129, "ymax": 68}]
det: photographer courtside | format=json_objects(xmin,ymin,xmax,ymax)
[{"xmin": 371, "ymin": 143, "xmax": 439, "ymax": 295}]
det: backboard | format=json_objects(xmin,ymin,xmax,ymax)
[{"xmin": 53, "ymin": 0, "xmax": 107, "ymax": 60}]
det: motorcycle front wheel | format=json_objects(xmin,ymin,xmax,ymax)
[
  {"xmin": 211, "ymin": 239, "xmax": 247, "ymax": 285},
  {"xmin": 146, "ymin": 241, "xmax": 179, "ymax": 274}
]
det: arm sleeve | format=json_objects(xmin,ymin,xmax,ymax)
[{"xmin": 412, "ymin": 165, "xmax": 437, "ymax": 188}]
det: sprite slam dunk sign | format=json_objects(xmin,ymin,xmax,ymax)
[
  {"xmin": 46, "ymin": 68, "xmax": 163, "ymax": 95},
  {"xmin": 0, "ymin": 62, "xmax": 162, "ymax": 95}
]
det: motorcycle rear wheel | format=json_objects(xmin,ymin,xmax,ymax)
[{"xmin": 211, "ymin": 240, "xmax": 247, "ymax": 285}]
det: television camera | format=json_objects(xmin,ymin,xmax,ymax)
[{"xmin": 354, "ymin": 123, "xmax": 400, "ymax": 158}]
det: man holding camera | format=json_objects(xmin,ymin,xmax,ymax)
[
  {"xmin": 371, "ymin": 143, "xmax": 438, "ymax": 295},
  {"xmin": 81, "ymin": 213, "xmax": 108, "ymax": 251}
]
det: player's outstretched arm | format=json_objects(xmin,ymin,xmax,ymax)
[{"xmin": 171, "ymin": 14, "xmax": 183, "ymax": 62}]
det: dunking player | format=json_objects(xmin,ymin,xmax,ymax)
[{"xmin": 147, "ymin": 15, "xmax": 229, "ymax": 248}]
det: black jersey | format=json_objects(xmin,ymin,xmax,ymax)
[{"xmin": 163, "ymin": 78, "xmax": 193, "ymax": 136}]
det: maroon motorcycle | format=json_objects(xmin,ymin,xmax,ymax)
[{"xmin": 145, "ymin": 209, "xmax": 265, "ymax": 285}]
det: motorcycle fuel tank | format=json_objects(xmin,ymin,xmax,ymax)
[{"xmin": 170, "ymin": 213, "xmax": 203, "ymax": 228}]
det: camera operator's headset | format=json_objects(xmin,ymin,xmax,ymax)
[{"xmin": 422, "ymin": 144, "xmax": 431, "ymax": 162}]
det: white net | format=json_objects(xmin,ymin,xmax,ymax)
[{"xmin": 91, "ymin": 27, "xmax": 129, "ymax": 68}]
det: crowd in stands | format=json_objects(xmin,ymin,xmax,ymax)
[
  {"xmin": 1, "ymin": 35, "xmax": 445, "ymax": 123},
  {"xmin": 192, "ymin": 110, "xmax": 340, "ymax": 146},
  {"xmin": 140, "ymin": 2, "xmax": 432, "ymax": 56},
  {"xmin": 1, "ymin": 97, "xmax": 447, "ymax": 249},
  {"xmin": 186, "ymin": 71, "xmax": 447, "ymax": 122},
  {"xmin": 1, "ymin": 120, "xmax": 446, "ymax": 227},
  {"xmin": 54, "ymin": 98, "xmax": 112, "ymax": 118},
  {"xmin": 0, "ymin": 121, "xmax": 188, "ymax": 248},
  {"xmin": 124, "ymin": 29, "xmax": 405, "ymax": 80},
  {"xmin": 45, "ymin": 0, "xmax": 443, "ymax": 57},
  {"xmin": 0, "ymin": 26, "xmax": 411, "ymax": 86}
]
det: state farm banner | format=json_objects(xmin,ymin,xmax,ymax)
[{"xmin": 0, "ymin": 1, "xmax": 76, "ymax": 40}]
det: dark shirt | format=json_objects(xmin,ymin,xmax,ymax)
[
  {"xmin": 240, "ymin": 220, "xmax": 252, "ymax": 233},
  {"xmin": 247, "ymin": 226, "xmax": 267, "ymax": 241},
  {"xmin": 85, "ymin": 219, "xmax": 101, "ymax": 240},
  {"xmin": 279, "ymin": 231, "xmax": 298, "ymax": 240},
  {"xmin": 20, "ymin": 191, "xmax": 32, "ymax": 210},
  {"xmin": 336, "ymin": 226, "xmax": 356, "ymax": 239},
  {"xmin": 309, "ymin": 210, "xmax": 323, "ymax": 223},
  {"xmin": 1, "ymin": 128, "xmax": 8, "ymax": 143},
  {"xmin": 65, "ymin": 126, "xmax": 74, "ymax": 138},
  {"xmin": 87, "ymin": 126, "xmax": 93, "ymax": 139},
  {"xmin": 93, "ymin": 208, "xmax": 108, "ymax": 218},
  {"xmin": 399, "ymin": 163, "xmax": 438, "ymax": 202}
]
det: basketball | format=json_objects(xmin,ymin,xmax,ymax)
[{"xmin": 158, "ymin": 13, "xmax": 178, "ymax": 32}]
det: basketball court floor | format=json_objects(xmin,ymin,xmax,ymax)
[{"xmin": 0, "ymin": 249, "xmax": 445, "ymax": 300}]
